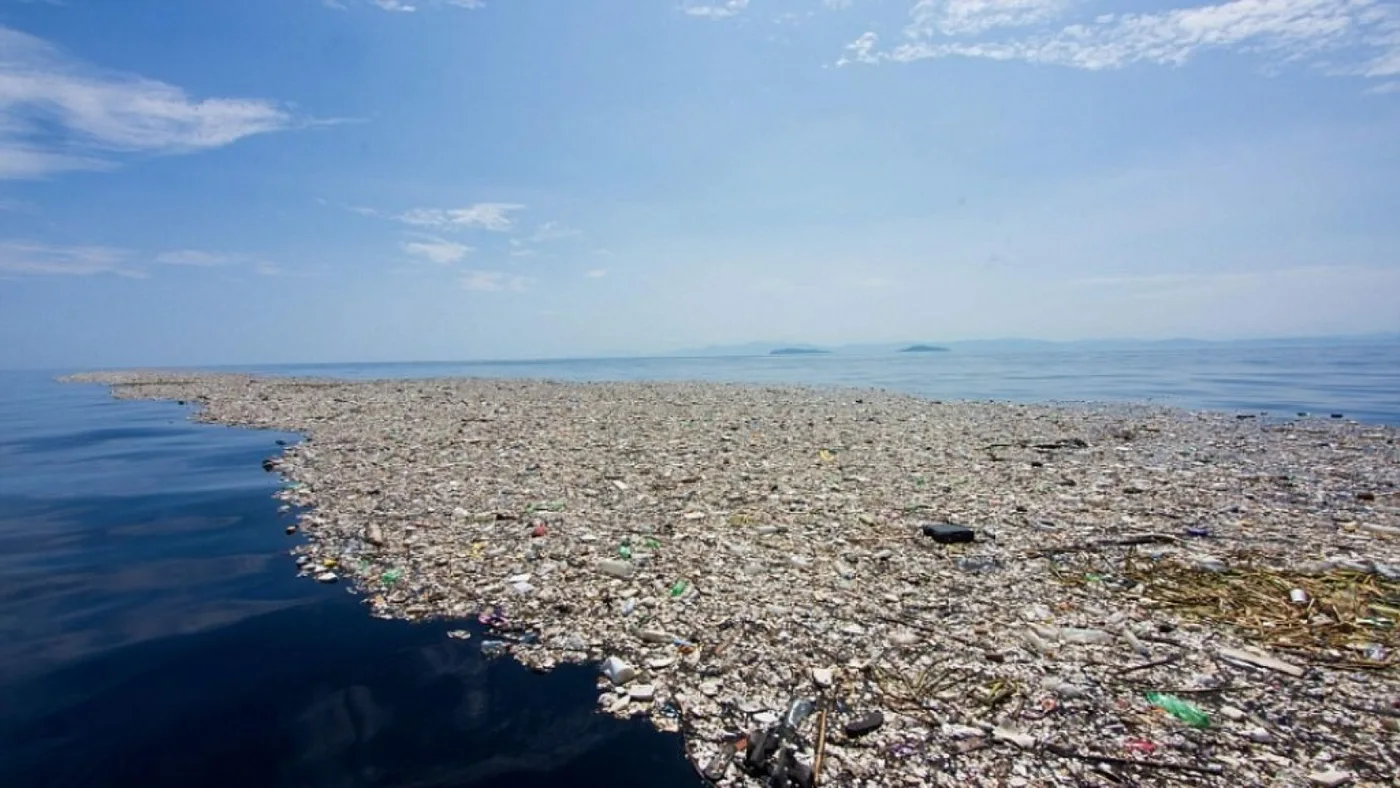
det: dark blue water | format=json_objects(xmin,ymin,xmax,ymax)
[
  {"xmin": 0, "ymin": 374, "xmax": 701, "ymax": 788},
  {"xmin": 2, "ymin": 343, "xmax": 1398, "ymax": 787}
]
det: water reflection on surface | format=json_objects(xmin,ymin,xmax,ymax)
[{"xmin": 0, "ymin": 373, "xmax": 700, "ymax": 788}]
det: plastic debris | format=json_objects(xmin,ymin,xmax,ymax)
[
  {"xmin": 843, "ymin": 711, "xmax": 884, "ymax": 738},
  {"xmin": 72, "ymin": 370, "xmax": 1400, "ymax": 788},
  {"xmin": 921, "ymin": 523, "xmax": 975, "ymax": 543},
  {"xmin": 1145, "ymin": 692, "xmax": 1211, "ymax": 728},
  {"xmin": 596, "ymin": 559, "xmax": 635, "ymax": 579},
  {"xmin": 1059, "ymin": 627, "xmax": 1113, "ymax": 646},
  {"xmin": 1218, "ymin": 647, "xmax": 1305, "ymax": 678},
  {"xmin": 600, "ymin": 656, "xmax": 637, "ymax": 685},
  {"xmin": 1308, "ymin": 770, "xmax": 1353, "ymax": 786}
]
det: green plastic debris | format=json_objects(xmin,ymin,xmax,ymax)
[
  {"xmin": 618, "ymin": 544, "xmax": 632, "ymax": 560},
  {"xmin": 643, "ymin": 538, "xmax": 660, "ymax": 549},
  {"xmin": 381, "ymin": 568, "xmax": 404, "ymax": 586},
  {"xmin": 669, "ymin": 580, "xmax": 688, "ymax": 598},
  {"xmin": 1145, "ymin": 692, "xmax": 1210, "ymax": 728}
]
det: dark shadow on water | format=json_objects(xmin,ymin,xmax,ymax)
[{"xmin": 2, "ymin": 602, "xmax": 699, "ymax": 788}]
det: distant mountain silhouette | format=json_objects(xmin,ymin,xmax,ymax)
[
  {"xmin": 769, "ymin": 347, "xmax": 830, "ymax": 356},
  {"xmin": 898, "ymin": 344, "xmax": 950, "ymax": 353}
]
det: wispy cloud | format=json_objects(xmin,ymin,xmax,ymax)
[
  {"xmin": 683, "ymin": 0, "xmax": 750, "ymax": 20},
  {"xmin": 1073, "ymin": 264, "xmax": 1400, "ymax": 294},
  {"xmin": 342, "ymin": 0, "xmax": 484, "ymax": 11},
  {"xmin": 841, "ymin": 0, "xmax": 1400, "ymax": 82},
  {"xmin": 397, "ymin": 203, "xmax": 524, "ymax": 231},
  {"xmin": 402, "ymin": 237, "xmax": 471, "ymax": 264},
  {"xmin": 528, "ymin": 220, "xmax": 580, "ymax": 242},
  {"xmin": 460, "ymin": 269, "xmax": 532, "ymax": 292},
  {"xmin": 0, "ymin": 25, "xmax": 305, "ymax": 179},
  {"xmin": 585, "ymin": 268, "xmax": 608, "ymax": 278},
  {"xmin": 0, "ymin": 241, "xmax": 142, "ymax": 277},
  {"xmin": 155, "ymin": 249, "xmax": 239, "ymax": 267},
  {"xmin": 156, "ymin": 248, "xmax": 292, "ymax": 276}
]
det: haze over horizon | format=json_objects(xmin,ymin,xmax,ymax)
[{"xmin": 2, "ymin": 0, "xmax": 1399, "ymax": 369}]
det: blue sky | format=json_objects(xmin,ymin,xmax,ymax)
[{"xmin": 1, "ymin": 0, "xmax": 1398, "ymax": 367}]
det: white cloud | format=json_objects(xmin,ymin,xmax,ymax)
[
  {"xmin": 397, "ymin": 203, "xmax": 524, "ymax": 231},
  {"xmin": 907, "ymin": 0, "xmax": 1069, "ymax": 37},
  {"xmin": 156, "ymin": 249, "xmax": 238, "ymax": 267},
  {"xmin": 461, "ymin": 269, "xmax": 532, "ymax": 292},
  {"xmin": 1366, "ymin": 79, "xmax": 1400, "ymax": 93},
  {"xmin": 350, "ymin": 0, "xmax": 483, "ymax": 10},
  {"xmin": 684, "ymin": 0, "xmax": 750, "ymax": 19},
  {"xmin": 0, "ymin": 241, "xmax": 143, "ymax": 277},
  {"xmin": 402, "ymin": 238, "xmax": 471, "ymax": 264},
  {"xmin": 838, "ymin": 31, "xmax": 881, "ymax": 65},
  {"xmin": 585, "ymin": 268, "xmax": 608, "ymax": 278},
  {"xmin": 844, "ymin": 0, "xmax": 1400, "ymax": 82},
  {"xmin": 824, "ymin": 0, "xmax": 855, "ymax": 9},
  {"xmin": 529, "ymin": 220, "xmax": 580, "ymax": 242},
  {"xmin": 157, "ymin": 248, "xmax": 296, "ymax": 275},
  {"xmin": 0, "ymin": 26, "xmax": 301, "ymax": 179}
]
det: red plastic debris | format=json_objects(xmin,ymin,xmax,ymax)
[{"xmin": 1124, "ymin": 739, "xmax": 1158, "ymax": 755}]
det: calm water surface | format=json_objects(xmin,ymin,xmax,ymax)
[
  {"xmin": 2, "ymin": 343, "xmax": 1397, "ymax": 787},
  {"xmin": 243, "ymin": 343, "xmax": 1400, "ymax": 425},
  {"xmin": 0, "ymin": 374, "xmax": 700, "ymax": 788}
]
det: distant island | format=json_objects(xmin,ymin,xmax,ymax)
[
  {"xmin": 898, "ymin": 344, "xmax": 950, "ymax": 353},
  {"xmin": 769, "ymin": 347, "xmax": 830, "ymax": 356}
]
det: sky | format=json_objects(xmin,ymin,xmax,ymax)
[{"xmin": 1, "ymin": 0, "xmax": 1398, "ymax": 368}]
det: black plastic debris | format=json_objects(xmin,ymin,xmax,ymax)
[
  {"xmin": 261, "ymin": 458, "xmax": 278, "ymax": 472},
  {"xmin": 844, "ymin": 711, "xmax": 884, "ymax": 738},
  {"xmin": 767, "ymin": 748, "xmax": 813, "ymax": 788},
  {"xmin": 703, "ymin": 741, "xmax": 736, "ymax": 782},
  {"xmin": 744, "ymin": 728, "xmax": 781, "ymax": 774},
  {"xmin": 921, "ymin": 523, "xmax": 974, "ymax": 543}
]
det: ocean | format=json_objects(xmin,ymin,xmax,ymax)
[{"xmin": 1, "ymin": 342, "xmax": 1397, "ymax": 787}]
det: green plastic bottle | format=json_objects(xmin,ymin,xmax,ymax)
[{"xmin": 1145, "ymin": 692, "xmax": 1210, "ymax": 728}]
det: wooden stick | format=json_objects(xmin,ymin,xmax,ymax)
[
  {"xmin": 812, "ymin": 698, "xmax": 830, "ymax": 786},
  {"xmin": 1043, "ymin": 742, "xmax": 1223, "ymax": 776}
]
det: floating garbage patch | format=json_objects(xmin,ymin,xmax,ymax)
[{"xmin": 70, "ymin": 371, "xmax": 1400, "ymax": 787}]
